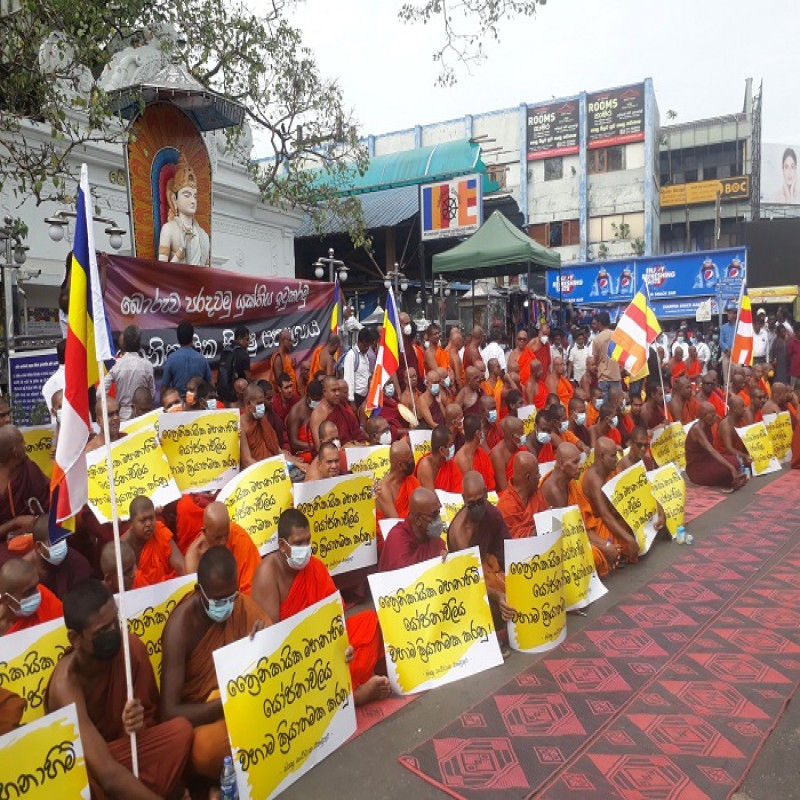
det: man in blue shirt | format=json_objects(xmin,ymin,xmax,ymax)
[
  {"xmin": 161, "ymin": 321, "xmax": 212, "ymax": 398},
  {"xmin": 719, "ymin": 306, "xmax": 737, "ymax": 387}
]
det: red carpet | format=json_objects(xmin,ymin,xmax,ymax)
[
  {"xmin": 351, "ymin": 695, "xmax": 418, "ymax": 741},
  {"xmin": 684, "ymin": 484, "xmax": 727, "ymax": 522},
  {"xmin": 399, "ymin": 474, "xmax": 800, "ymax": 799}
]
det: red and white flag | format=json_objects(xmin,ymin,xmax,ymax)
[{"xmin": 731, "ymin": 287, "xmax": 754, "ymax": 366}]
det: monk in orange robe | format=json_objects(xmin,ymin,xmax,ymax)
[
  {"xmin": 416, "ymin": 424, "xmax": 464, "ymax": 492},
  {"xmin": 251, "ymin": 509, "xmax": 391, "ymax": 705},
  {"xmin": 545, "ymin": 356, "xmax": 574, "ymax": 409},
  {"xmin": 0, "ymin": 559, "xmax": 62, "ymax": 635},
  {"xmin": 123, "ymin": 496, "xmax": 184, "ymax": 589},
  {"xmin": 161, "ymin": 547, "xmax": 271, "ymax": 781},
  {"xmin": 184, "ymin": 502, "xmax": 260, "ymax": 595},
  {"xmin": 174, "ymin": 491, "xmax": 215, "ymax": 554},
  {"xmin": 490, "ymin": 416, "xmax": 527, "ymax": 492},
  {"xmin": 454, "ymin": 414, "xmax": 496, "ymax": 491},
  {"xmin": 376, "ymin": 441, "xmax": 421, "ymax": 522},
  {"xmin": 269, "ymin": 328, "xmax": 297, "ymax": 392},
  {"xmin": 497, "ymin": 451, "xmax": 550, "ymax": 538},
  {"xmin": 309, "ymin": 335, "xmax": 339, "ymax": 378}
]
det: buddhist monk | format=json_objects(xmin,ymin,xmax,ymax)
[
  {"xmin": 445, "ymin": 403, "xmax": 466, "ymax": 451},
  {"xmin": 161, "ymin": 547, "xmax": 270, "ymax": 782},
  {"xmin": 424, "ymin": 323, "xmax": 450, "ymax": 374},
  {"xmin": 668, "ymin": 376, "xmax": 699, "ymax": 425},
  {"xmin": 251, "ymin": 509, "xmax": 390, "ymax": 705},
  {"xmin": 745, "ymin": 384, "xmax": 767, "ymax": 424},
  {"xmin": 589, "ymin": 402, "xmax": 622, "ymax": 448},
  {"xmin": 454, "ymin": 414, "xmax": 496, "ymax": 491},
  {"xmin": 85, "ymin": 396, "xmax": 124, "ymax": 453},
  {"xmin": 490, "ymin": 416, "xmax": 527, "ymax": 492},
  {"xmin": 686, "ymin": 345, "xmax": 703, "ymax": 388},
  {"xmin": 174, "ymin": 491, "xmax": 216, "ymax": 554},
  {"xmin": 525, "ymin": 359, "xmax": 548, "ymax": 410},
  {"xmin": 30, "ymin": 515, "xmax": 91, "ymax": 600},
  {"xmin": 46, "ymin": 579, "xmax": 193, "ymax": 799},
  {"xmin": 310, "ymin": 376, "xmax": 362, "ymax": 449},
  {"xmin": 686, "ymin": 402, "xmax": 747, "ymax": 491},
  {"xmin": 527, "ymin": 409, "xmax": 556, "ymax": 463},
  {"xmin": 0, "ymin": 558, "xmax": 63, "ymax": 635},
  {"xmin": 578, "ymin": 356, "xmax": 598, "ymax": 402},
  {"xmin": 546, "ymin": 356, "xmax": 574, "ymax": 409},
  {"xmin": 416, "ymin": 425, "xmax": 462, "ymax": 492},
  {"xmin": 122, "ymin": 496, "xmax": 184, "ymax": 589},
  {"xmin": 456, "ymin": 366, "xmax": 485, "ymax": 418},
  {"xmin": 447, "ymin": 327, "xmax": 465, "ymax": 390},
  {"xmin": 497, "ymin": 451, "xmax": 549, "ymax": 538},
  {"xmin": 269, "ymin": 328, "xmax": 297, "ymax": 393},
  {"xmin": 580, "ymin": 437, "xmax": 638, "ymax": 563},
  {"xmin": 565, "ymin": 396, "xmax": 592, "ymax": 449},
  {"xmin": 697, "ymin": 370, "xmax": 727, "ymax": 418},
  {"xmin": 308, "ymin": 334, "xmax": 339, "ymax": 377},
  {"xmin": 714, "ymin": 395, "xmax": 752, "ymax": 469},
  {"xmin": 304, "ymin": 441, "xmax": 342, "ymax": 482},
  {"xmin": 184, "ymin": 502, "xmax": 260, "ymax": 595},
  {"xmin": 417, "ymin": 369, "xmax": 447, "ymax": 428},
  {"xmin": 376, "ymin": 441, "xmax": 420, "ymax": 521},
  {"xmin": 616, "ymin": 426, "xmax": 657, "ymax": 472},
  {"xmin": 762, "ymin": 382, "xmax": 794, "ymax": 420},
  {"xmin": 287, "ymin": 380, "xmax": 322, "ymax": 463},
  {"xmin": 540, "ymin": 443, "xmax": 619, "ymax": 576},
  {"xmin": 378, "ymin": 488, "xmax": 446, "ymax": 571},
  {"xmin": 640, "ymin": 382, "xmax": 670, "ymax": 429},
  {"xmin": 131, "ymin": 386, "xmax": 154, "ymax": 418},
  {"xmin": 99, "ymin": 540, "xmax": 137, "ymax": 593},
  {"xmin": 519, "ymin": 323, "xmax": 551, "ymax": 387},
  {"xmin": 670, "ymin": 345, "xmax": 687, "ymax": 385},
  {"xmin": 506, "ymin": 329, "xmax": 528, "ymax": 375}
]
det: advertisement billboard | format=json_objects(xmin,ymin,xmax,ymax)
[
  {"xmin": 586, "ymin": 83, "xmax": 645, "ymax": 149},
  {"xmin": 420, "ymin": 174, "xmax": 483, "ymax": 241},
  {"xmin": 760, "ymin": 143, "xmax": 800, "ymax": 205},
  {"xmin": 526, "ymin": 100, "xmax": 580, "ymax": 161},
  {"xmin": 660, "ymin": 176, "xmax": 750, "ymax": 208}
]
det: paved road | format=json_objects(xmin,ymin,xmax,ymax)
[{"xmin": 281, "ymin": 469, "xmax": 800, "ymax": 800}]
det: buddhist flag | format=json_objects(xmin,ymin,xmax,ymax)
[
  {"xmin": 50, "ymin": 165, "xmax": 116, "ymax": 530},
  {"xmin": 330, "ymin": 280, "xmax": 342, "ymax": 334},
  {"xmin": 731, "ymin": 287, "xmax": 754, "ymax": 366},
  {"xmin": 365, "ymin": 287, "xmax": 402, "ymax": 412},
  {"xmin": 607, "ymin": 285, "xmax": 661, "ymax": 377}
]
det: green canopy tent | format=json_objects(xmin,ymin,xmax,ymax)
[{"xmin": 432, "ymin": 210, "xmax": 561, "ymax": 323}]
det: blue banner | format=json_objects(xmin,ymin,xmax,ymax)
[
  {"xmin": 8, "ymin": 349, "xmax": 59, "ymax": 425},
  {"xmin": 546, "ymin": 247, "xmax": 747, "ymax": 305}
]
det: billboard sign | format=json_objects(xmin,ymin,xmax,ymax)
[
  {"xmin": 660, "ymin": 176, "xmax": 750, "ymax": 208},
  {"xmin": 420, "ymin": 174, "xmax": 483, "ymax": 241},
  {"xmin": 587, "ymin": 83, "xmax": 645, "ymax": 149},
  {"xmin": 760, "ymin": 143, "xmax": 800, "ymax": 205},
  {"xmin": 526, "ymin": 100, "xmax": 580, "ymax": 161}
]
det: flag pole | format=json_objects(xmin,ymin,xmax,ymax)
[
  {"xmin": 723, "ymin": 279, "xmax": 746, "ymax": 413},
  {"xmin": 643, "ymin": 280, "xmax": 669, "ymax": 421}
]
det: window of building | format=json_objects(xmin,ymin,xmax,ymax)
[
  {"xmin": 486, "ymin": 163, "xmax": 508, "ymax": 190},
  {"xmin": 549, "ymin": 222, "xmax": 563, "ymax": 247},
  {"xmin": 587, "ymin": 145, "xmax": 625, "ymax": 174},
  {"xmin": 703, "ymin": 166, "xmax": 717, "ymax": 180},
  {"xmin": 544, "ymin": 157, "xmax": 563, "ymax": 181},
  {"xmin": 528, "ymin": 219, "xmax": 580, "ymax": 248},
  {"xmin": 684, "ymin": 169, "xmax": 698, "ymax": 183}
]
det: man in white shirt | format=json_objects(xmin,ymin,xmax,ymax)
[
  {"xmin": 342, "ymin": 305, "xmax": 364, "ymax": 349},
  {"xmin": 693, "ymin": 333, "xmax": 711, "ymax": 373},
  {"xmin": 42, "ymin": 339, "xmax": 66, "ymax": 418},
  {"xmin": 342, "ymin": 327, "xmax": 373, "ymax": 409},
  {"xmin": 480, "ymin": 326, "xmax": 507, "ymax": 376},
  {"xmin": 567, "ymin": 329, "xmax": 590, "ymax": 383},
  {"xmin": 752, "ymin": 316, "xmax": 770, "ymax": 365},
  {"xmin": 549, "ymin": 329, "xmax": 568, "ymax": 367},
  {"xmin": 104, "ymin": 325, "xmax": 155, "ymax": 421}
]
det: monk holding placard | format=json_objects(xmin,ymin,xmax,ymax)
[
  {"xmin": 376, "ymin": 441, "xmax": 420, "ymax": 522},
  {"xmin": 416, "ymin": 425, "xmax": 462, "ymax": 492},
  {"xmin": 0, "ymin": 558, "xmax": 63, "ymax": 635},
  {"xmin": 123, "ymin": 496, "xmax": 185, "ymax": 589},
  {"xmin": 379, "ymin": 488, "xmax": 447, "ymax": 571},
  {"xmin": 497, "ymin": 451, "xmax": 549, "ymax": 539}
]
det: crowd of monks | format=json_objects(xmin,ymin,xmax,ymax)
[{"xmin": 2, "ymin": 317, "xmax": 800, "ymax": 798}]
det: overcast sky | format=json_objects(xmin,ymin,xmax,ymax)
[{"xmin": 278, "ymin": 0, "xmax": 796, "ymax": 146}]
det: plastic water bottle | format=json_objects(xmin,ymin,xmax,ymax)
[
  {"xmin": 220, "ymin": 755, "xmax": 238, "ymax": 800},
  {"xmin": 737, "ymin": 457, "xmax": 749, "ymax": 480},
  {"xmin": 675, "ymin": 525, "xmax": 686, "ymax": 545}
]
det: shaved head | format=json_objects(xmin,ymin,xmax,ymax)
[
  {"xmin": 0, "ymin": 557, "xmax": 37, "ymax": 594},
  {"xmin": 389, "ymin": 440, "xmax": 413, "ymax": 466},
  {"xmin": 409, "ymin": 487, "xmax": 439, "ymax": 515},
  {"xmin": 596, "ymin": 437, "xmax": 617, "ymax": 458},
  {"xmin": 556, "ymin": 442, "xmax": 580, "ymax": 466},
  {"xmin": 461, "ymin": 470, "xmax": 486, "ymax": 495}
]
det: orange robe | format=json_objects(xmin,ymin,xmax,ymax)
[
  {"xmin": 586, "ymin": 403, "xmax": 600, "ymax": 427},
  {"xmin": 738, "ymin": 388, "xmax": 751, "ymax": 407},
  {"xmin": 486, "ymin": 422, "xmax": 502, "ymax": 449},
  {"xmin": 686, "ymin": 360, "xmax": 703, "ymax": 387},
  {"xmin": 6, "ymin": 585, "xmax": 62, "ymax": 635},
  {"xmin": 560, "ymin": 429, "xmax": 583, "ymax": 448},
  {"xmin": 270, "ymin": 350, "xmax": 297, "ymax": 393},
  {"xmin": 308, "ymin": 345, "xmax": 325, "ymax": 377},
  {"xmin": 497, "ymin": 485, "xmax": 550, "ymax": 538},
  {"xmin": 228, "ymin": 522, "xmax": 260, "ymax": 595},
  {"xmin": 680, "ymin": 395, "xmax": 700, "ymax": 425},
  {"xmin": 464, "ymin": 447, "xmax": 496, "ymax": 491},
  {"xmin": 416, "ymin": 454, "xmax": 463, "ymax": 492},
  {"xmin": 531, "ymin": 380, "xmax": 549, "ymax": 410},
  {"xmin": 279, "ymin": 556, "xmax": 382, "ymax": 690},
  {"xmin": 434, "ymin": 346, "xmax": 450, "ymax": 370},
  {"xmin": 175, "ymin": 493, "xmax": 212, "ymax": 554},
  {"xmin": 671, "ymin": 361, "xmax": 687, "ymax": 386},
  {"xmin": 555, "ymin": 375, "xmax": 574, "ymax": 408},
  {"xmin": 574, "ymin": 475, "xmax": 629, "ymax": 568},
  {"xmin": 242, "ymin": 414, "xmax": 281, "ymax": 461},
  {"xmin": 703, "ymin": 389, "xmax": 727, "ymax": 418},
  {"xmin": 375, "ymin": 475, "xmax": 420, "ymax": 523},
  {"xmin": 179, "ymin": 593, "xmax": 271, "ymax": 780},
  {"xmin": 132, "ymin": 521, "xmax": 178, "ymax": 589}
]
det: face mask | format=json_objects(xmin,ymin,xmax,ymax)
[
  {"xmin": 488, "ymin": 410, "xmax": 497, "ymax": 424},
  {"xmin": 92, "ymin": 624, "xmax": 122, "ymax": 660},
  {"xmin": 443, "ymin": 376, "xmax": 451, "ymax": 389},
  {"xmin": 426, "ymin": 516, "xmax": 444, "ymax": 539},
  {"xmin": 55, "ymin": 409, "xmax": 63, "ymax": 424},
  {"xmin": 540, "ymin": 335, "xmax": 549, "ymax": 344},
  {"xmin": 252, "ymin": 403, "xmax": 265, "ymax": 419},
  {"xmin": 206, "ymin": 398, "xmax": 217, "ymax": 410},
  {"xmin": 536, "ymin": 431, "xmax": 551, "ymax": 444},
  {"xmin": 677, "ymin": 337, "xmax": 684, "ymax": 343},
  {"xmin": 285, "ymin": 544, "xmax": 312, "ymax": 570},
  {"xmin": 430, "ymin": 384, "xmax": 440, "ymax": 396},
  {"xmin": 309, "ymin": 399, "xmax": 320, "ymax": 409},
  {"xmin": 467, "ymin": 502, "xmax": 486, "ymax": 521},
  {"xmin": 712, "ymin": 334, "xmax": 719, "ymax": 341},
  {"xmin": 201, "ymin": 587, "xmax": 236, "ymax": 623},
  {"xmin": 610, "ymin": 416, "xmax": 618, "ymax": 428},
  {"xmin": 515, "ymin": 434, "xmax": 526, "ymax": 447},
  {"xmin": 185, "ymin": 391, "xmax": 196, "ymax": 406},
  {"xmin": 402, "ymin": 324, "xmax": 412, "ymax": 336},
  {"xmin": 664, "ymin": 393, "xmax": 672, "ymax": 404},
  {"xmin": 379, "ymin": 430, "xmax": 392, "ymax": 446},
  {"xmin": 575, "ymin": 412, "xmax": 586, "ymax": 426},
  {"xmin": 402, "ymin": 459, "xmax": 415, "ymax": 476},
  {"xmin": 332, "ymin": 438, "xmax": 341, "ymax": 449},
  {"xmin": 42, "ymin": 539, "xmax": 68, "ymax": 566},
  {"xmin": 12, "ymin": 589, "xmax": 41, "ymax": 618},
  {"xmin": 384, "ymin": 383, "xmax": 395, "ymax": 398},
  {"xmin": 560, "ymin": 420, "xmax": 569, "ymax": 433},
  {"xmin": 594, "ymin": 398, "xmax": 603, "ymax": 409},
  {"xmin": 447, "ymin": 444, "xmax": 456, "ymax": 460}
]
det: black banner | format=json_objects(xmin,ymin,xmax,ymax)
[
  {"xmin": 587, "ymin": 83, "xmax": 645, "ymax": 149},
  {"xmin": 526, "ymin": 100, "xmax": 580, "ymax": 161}
]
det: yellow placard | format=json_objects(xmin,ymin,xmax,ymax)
[
  {"xmin": 159, "ymin": 410, "xmax": 240, "ymax": 492},
  {"xmin": 737, "ymin": 422, "xmax": 781, "ymax": 476},
  {"xmin": 408, "ymin": 430, "xmax": 432, "ymax": 464},
  {"xmin": 21, "ymin": 425, "xmax": 54, "ymax": 479},
  {"xmin": 124, "ymin": 575, "xmax": 195, "ymax": 688},
  {"xmin": 214, "ymin": 594, "xmax": 354, "ymax": 800},
  {"xmin": 649, "ymin": 423, "xmax": 676, "ymax": 467},
  {"xmin": 0, "ymin": 704, "xmax": 89, "ymax": 798},
  {"xmin": 765, "ymin": 412, "xmax": 793, "ymax": 462},
  {"xmin": 647, "ymin": 464, "xmax": 685, "ymax": 537},
  {"xmin": 120, "ymin": 408, "xmax": 160, "ymax": 437},
  {"xmin": 86, "ymin": 428, "xmax": 180, "ymax": 523},
  {"xmin": 505, "ymin": 531, "xmax": 567, "ymax": 653},
  {"xmin": 579, "ymin": 448, "xmax": 595, "ymax": 477},
  {"xmin": 293, "ymin": 473, "xmax": 376, "ymax": 575},
  {"xmin": 603, "ymin": 462, "xmax": 658, "ymax": 552},
  {"xmin": 369, "ymin": 549, "xmax": 500, "ymax": 694},
  {"xmin": 559, "ymin": 507, "xmax": 596, "ymax": 609},
  {"xmin": 0, "ymin": 617, "xmax": 69, "ymax": 725},
  {"xmin": 671, "ymin": 422, "xmax": 687, "ymax": 470},
  {"xmin": 344, "ymin": 445, "xmax": 390, "ymax": 481},
  {"xmin": 217, "ymin": 456, "xmax": 293, "ymax": 555},
  {"xmin": 518, "ymin": 404, "xmax": 537, "ymax": 436}
]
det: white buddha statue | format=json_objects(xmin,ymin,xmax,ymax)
[{"xmin": 158, "ymin": 153, "xmax": 211, "ymax": 266}]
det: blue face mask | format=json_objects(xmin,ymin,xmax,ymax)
[
  {"xmin": 447, "ymin": 444, "xmax": 455, "ymax": 460},
  {"xmin": 488, "ymin": 410, "xmax": 497, "ymax": 424},
  {"xmin": 252, "ymin": 403, "xmax": 265, "ymax": 419},
  {"xmin": 384, "ymin": 384, "xmax": 395, "ymax": 398},
  {"xmin": 206, "ymin": 398, "xmax": 217, "ymax": 410},
  {"xmin": 443, "ymin": 376, "xmax": 451, "ymax": 389},
  {"xmin": 664, "ymin": 393, "xmax": 672, "ymax": 404},
  {"xmin": 309, "ymin": 399, "xmax": 320, "ymax": 409},
  {"xmin": 560, "ymin": 420, "xmax": 569, "ymax": 433},
  {"xmin": 594, "ymin": 398, "xmax": 603, "ymax": 409},
  {"xmin": 10, "ymin": 589, "xmax": 42, "ymax": 618},
  {"xmin": 430, "ymin": 384, "xmax": 440, "ymax": 396},
  {"xmin": 536, "ymin": 431, "xmax": 551, "ymax": 444},
  {"xmin": 610, "ymin": 416, "xmax": 618, "ymax": 428},
  {"xmin": 42, "ymin": 539, "xmax": 68, "ymax": 566},
  {"xmin": 575, "ymin": 412, "xmax": 586, "ymax": 426},
  {"xmin": 200, "ymin": 586, "xmax": 237, "ymax": 623}
]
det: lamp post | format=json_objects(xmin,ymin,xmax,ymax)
[
  {"xmin": 45, "ymin": 210, "xmax": 126, "ymax": 250},
  {"xmin": 383, "ymin": 263, "xmax": 408, "ymax": 306},
  {"xmin": 1, "ymin": 216, "xmax": 29, "ymax": 384},
  {"xmin": 313, "ymin": 248, "xmax": 348, "ymax": 283},
  {"xmin": 432, "ymin": 277, "xmax": 450, "ymax": 330}
]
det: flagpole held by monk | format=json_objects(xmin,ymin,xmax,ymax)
[{"xmin": 724, "ymin": 279, "xmax": 747, "ymax": 412}]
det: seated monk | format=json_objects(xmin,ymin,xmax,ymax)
[
  {"xmin": 546, "ymin": 356, "xmax": 574, "ymax": 409},
  {"xmin": 445, "ymin": 403, "xmax": 466, "ymax": 452},
  {"xmin": 455, "ymin": 366, "xmax": 485, "ymax": 418},
  {"xmin": 184, "ymin": 502, "xmax": 260, "ymax": 595},
  {"xmin": 540, "ymin": 442, "xmax": 620, "ymax": 576},
  {"xmin": 565, "ymin": 396, "xmax": 592, "ymax": 450},
  {"xmin": 686, "ymin": 402, "xmax": 748, "ymax": 490},
  {"xmin": 640, "ymin": 382, "xmax": 670, "ymax": 430},
  {"xmin": 85, "ymin": 396, "xmax": 125, "ymax": 453},
  {"xmin": 251, "ymin": 509, "xmax": 390, "ymax": 705},
  {"xmin": 497, "ymin": 451, "xmax": 549, "ymax": 539},
  {"xmin": 580, "ymin": 437, "xmax": 638, "ymax": 563},
  {"xmin": 0, "ymin": 558, "xmax": 62, "ymax": 635},
  {"xmin": 161, "ymin": 547, "xmax": 269, "ymax": 782},
  {"xmin": 762, "ymin": 382, "xmax": 796, "ymax": 422},
  {"xmin": 309, "ymin": 376, "xmax": 362, "ymax": 449},
  {"xmin": 525, "ymin": 359, "xmax": 549, "ymax": 410},
  {"xmin": 668, "ymin": 377, "xmax": 699, "ymax": 425},
  {"xmin": 30, "ymin": 515, "xmax": 91, "ymax": 600},
  {"xmin": 490, "ymin": 417, "xmax": 527, "ymax": 492},
  {"xmin": 585, "ymin": 387, "xmax": 604, "ymax": 427},
  {"xmin": 526, "ymin": 409, "xmax": 556, "ymax": 464},
  {"xmin": 480, "ymin": 395, "xmax": 502, "ymax": 449},
  {"xmin": 697, "ymin": 370, "xmax": 727, "ymax": 419},
  {"xmin": 447, "ymin": 471, "xmax": 515, "ymax": 648},
  {"xmin": 286, "ymin": 379, "xmax": 323, "ymax": 463},
  {"xmin": 416, "ymin": 424, "xmax": 463, "ymax": 492},
  {"xmin": 589, "ymin": 402, "xmax": 622, "ymax": 448},
  {"xmin": 616, "ymin": 425, "xmax": 657, "ymax": 472},
  {"xmin": 46, "ymin": 579, "xmax": 193, "ymax": 799},
  {"xmin": 744, "ymin": 384, "xmax": 767, "ymax": 425},
  {"xmin": 308, "ymin": 334, "xmax": 339, "ymax": 378},
  {"xmin": 0, "ymin": 687, "xmax": 25, "ymax": 735},
  {"xmin": 378, "ymin": 488, "xmax": 446, "ymax": 571},
  {"xmin": 122, "ymin": 496, "xmax": 184, "ymax": 589},
  {"xmin": 174, "ymin": 491, "xmax": 216, "ymax": 554},
  {"xmin": 670, "ymin": 346, "xmax": 687, "ymax": 386},
  {"xmin": 376, "ymin": 441, "xmax": 420, "ymax": 522},
  {"xmin": 713, "ymin": 395, "xmax": 752, "ymax": 470},
  {"xmin": 99, "ymin": 540, "xmax": 136, "ymax": 594},
  {"xmin": 454, "ymin": 414, "xmax": 496, "ymax": 491},
  {"xmin": 304, "ymin": 440, "xmax": 343, "ymax": 483},
  {"xmin": 730, "ymin": 367, "xmax": 750, "ymax": 407},
  {"xmin": 686, "ymin": 345, "xmax": 704, "ymax": 388}
]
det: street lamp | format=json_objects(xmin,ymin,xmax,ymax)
[
  {"xmin": 431, "ymin": 277, "xmax": 450, "ymax": 329},
  {"xmin": 313, "ymin": 248, "xmax": 348, "ymax": 282},
  {"xmin": 45, "ymin": 209, "xmax": 127, "ymax": 250},
  {"xmin": 1, "ymin": 216, "xmax": 30, "ymax": 382},
  {"xmin": 383, "ymin": 263, "xmax": 408, "ymax": 304}
]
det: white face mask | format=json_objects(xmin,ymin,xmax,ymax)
[
  {"xmin": 575, "ymin": 412, "xmax": 587, "ymax": 426},
  {"xmin": 536, "ymin": 431, "xmax": 551, "ymax": 444},
  {"xmin": 488, "ymin": 410, "xmax": 497, "ymax": 424},
  {"xmin": 560, "ymin": 420, "xmax": 569, "ymax": 433},
  {"xmin": 594, "ymin": 398, "xmax": 603, "ymax": 409},
  {"xmin": 515, "ymin": 434, "xmax": 526, "ymax": 447},
  {"xmin": 379, "ymin": 430, "xmax": 392, "ymax": 445},
  {"xmin": 252, "ymin": 403, "xmax": 265, "ymax": 419},
  {"xmin": 609, "ymin": 416, "xmax": 618, "ymax": 428},
  {"xmin": 402, "ymin": 324, "xmax": 412, "ymax": 336},
  {"xmin": 41, "ymin": 539, "xmax": 69, "ymax": 566},
  {"xmin": 285, "ymin": 544, "xmax": 312, "ymax": 571},
  {"xmin": 206, "ymin": 398, "xmax": 218, "ymax": 410},
  {"xmin": 664, "ymin": 393, "xmax": 672, "ymax": 404},
  {"xmin": 540, "ymin": 335, "xmax": 549, "ymax": 345},
  {"xmin": 447, "ymin": 444, "xmax": 455, "ymax": 460},
  {"xmin": 332, "ymin": 438, "xmax": 341, "ymax": 449},
  {"xmin": 426, "ymin": 516, "xmax": 444, "ymax": 539},
  {"xmin": 384, "ymin": 383, "xmax": 395, "ymax": 398},
  {"xmin": 430, "ymin": 384, "xmax": 440, "ymax": 396},
  {"xmin": 444, "ymin": 376, "xmax": 451, "ymax": 389},
  {"xmin": 55, "ymin": 408, "xmax": 63, "ymax": 424}
]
